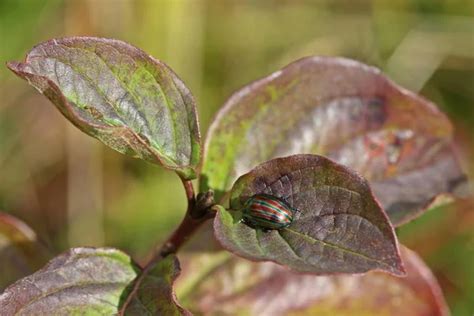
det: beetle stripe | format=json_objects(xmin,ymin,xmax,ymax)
[
  {"xmin": 254, "ymin": 215, "xmax": 291, "ymax": 225},
  {"xmin": 258, "ymin": 198, "xmax": 286, "ymax": 208},
  {"xmin": 254, "ymin": 196, "xmax": 290, "ymax": 209},
  {"xmin": 250, "ymin": 215, "xmax": 284, "ymax": 224},
  {"xmin": 248, "ymin": 203, "xmax": 287, "ymax": 218},
  {"xmin": 251, "ymin": 202, "xmax": 280, "ymax": 213},
  {"xmin": 252, "ymin": 202, "xmax": 292, "ymax": 220},
  {"xmin": 244, "ymin": 215, "xmax": 288, "ymax": 228},
  {"xmin": 250, "ymin": 207, "xmax": 286, "ymax": 221},
  {"xmin": 251, "ymin": 204, "xmax": 289, "ymax": 219},
  {"xmin": 250, "ymin": 209, "xmax": 289, "ymax": 223},
  {"xmin": 249, "ymin": 209, "xmax": 291, "ymax": 224}
]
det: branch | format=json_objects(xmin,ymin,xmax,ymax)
[{"xmin": 119, "ymin": 178, "xmax": 216, "ymax": 314}]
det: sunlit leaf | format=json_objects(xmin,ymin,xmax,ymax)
[
  {"xmin": 214, "ymin": 154, "xmax": 404, "ymax": 275},
  {"xmin": 7, "ymin": 37, "xmax": 201, "ymax": 179},
  {"xmin": 177, "ymin": 247, "xmax": 449, "ymax": 316},
  {"xmin": 0, "ymin": 248, "xmax": 188, "ymax": 315},
  {"xmin": 0, "ymin": 212, "xmax": 50, "ymax": 290},
  {"xmin": 201, "ymin": 56, "xmax": 467, "ymax": 224}
]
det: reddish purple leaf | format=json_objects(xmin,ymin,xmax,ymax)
[
  {"xmin": 0, "ymin": 248, "xmax": 188, "ymax": 315},
  {"xmin": 214, "ymin": 154, "xmax": 405, "ymax": 276},
  {"xmin": 201, "ymin": 56, "xmax": 467, "ymax": 225},
  {"xmin": 177, "ymin": 247, "xmax": 449, "ymax": 316},
  {"xmin": 122, "ymin": 255, "xmax": 191, "ymax": 316}
]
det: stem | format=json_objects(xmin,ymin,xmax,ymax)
[
  {"xmin": 182, "ymin": 179, "xmax": 196, "ymax": 213},
  {"xmin": 158, "ymin": 207, "xmax": 207, "ymax": 257},
  {"xmin": 119, "ymin": 178, "xmax": 215, "ymax": 313}
]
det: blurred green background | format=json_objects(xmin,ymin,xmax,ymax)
[{"xmin": 0, "ymin": 0, "xmax": 473, "ymax": 314}]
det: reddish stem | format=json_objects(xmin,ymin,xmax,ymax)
[
  {"xmin": 158, "ymin": 209, "xmax": 208, "ymax": 257},
  {"xmin": 119, "ymin": 178, "xmax": 215, "ymax": 313}
]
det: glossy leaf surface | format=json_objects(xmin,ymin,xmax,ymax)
[
  {"xmin": 0, "ymin": 248, "xmax": 188, "ymax": 315},
  {"xmin": 0, "ymin": 212, "xmax": 50, "ymax": 290},
  {"xmin": 202, "ymin": 56, "xmax": 467, "ymax": 224},
  {"xmin": 178, "ymin": 247, "xmax": 449, "ymax": 316},
  {"xmin": 214, "ymin": 154, "xmax": 404, "ymax": 275},
  {"xmin": 7, "ymin": 37, "xmax": 201, "ymax": 179}
]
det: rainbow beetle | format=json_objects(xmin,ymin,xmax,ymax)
[{"xmin": 241, "ymin": 194, "xmax": 296, "ymax": 231}]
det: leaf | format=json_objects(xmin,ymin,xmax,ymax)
[
  {"xmin": 201, "ymin": 56, "xmax": 467, "ymax": 224},
  {"xmin": 0, "ymin": 212, "xmax": 50, "ymax": 290},
  {"xmin": 122, "ymin": 255, "xmax": 191, "ymax": 316},
  {"xmin": 214, "ymin": 154, "xmax": 404, "ymax": 275},
  {"xmin": 177, "ymin": 247, "xmax": 449, "ymax": 316},
  {"xmin": 0, "ymin": 248, "xmax": 188, "ymax": 315},
  {"xmin": 7, "ymin": 37, "xmax": 201, "ymax": 179}
]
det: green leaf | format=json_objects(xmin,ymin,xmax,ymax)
[
  {"xmin": 0, "ymin": 212, "xmax": 50, "ymax": 290},
  {"xmin": 201, "ymin": 56, "xmax": 467, "ymax": 223},
  {"xmin": 7, "ymin": 37, "xmax": 201, "ymax": 179},
  {"xmin": 214, "ymin": 154, "xmax": 405, "ymax": 276},
  {"xmin": 0, "ymin": 248, "xmax": 189, "ymax": 315},
  {"xmin": 177, "ymin": 247, "xmax": 449, "ymax": 316}
]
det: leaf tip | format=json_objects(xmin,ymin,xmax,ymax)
[
  {"xmin": 6, "ymin": 61, "xmax": 37, "ymax": 84},
  {"xmin": 6, "ymin": 61, "xmax": 23, "ymax": 74},
  {"xmin": 383, "ymin": 248, "xmax": 407, "ymax": 277},
  {"xmin": 393, "ymin": 262, "xmax": 407, "ymax": 277}
]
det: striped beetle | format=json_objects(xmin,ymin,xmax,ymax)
[{"xmin": 241, "ymin": 194, "xmax": 295, "ymax": 230}]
